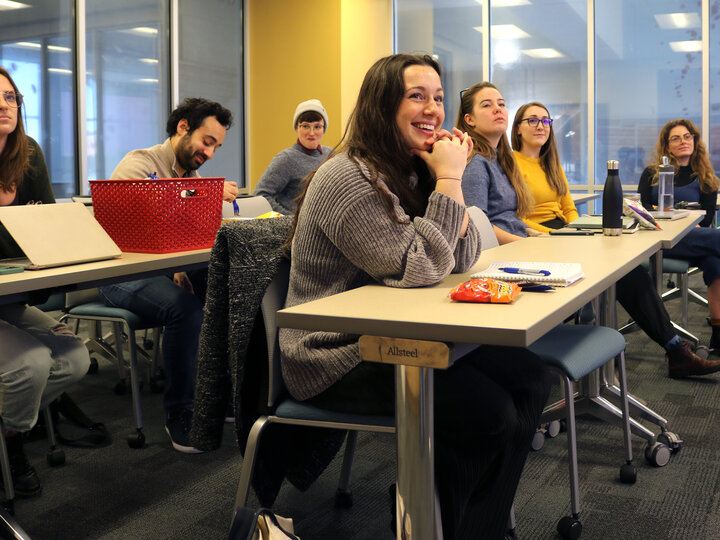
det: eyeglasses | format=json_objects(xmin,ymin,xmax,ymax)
[
  {"xmin": 459, "ymin": 88, "xmax": 469, "ymax": 100},
  {"xmin": 0, "ymin": 91, "xmax": 22, "ymax": 108},
  {"xmin": 520, "ymin": 117, "xmax": 553, "ymax": 128},
  {"xmin": 668, "ymin": 132, "xmax": 694, "ymax": 144},
  {"xmin": 298, "ymin": 123, "xmax": 325, "ymax": 132}
]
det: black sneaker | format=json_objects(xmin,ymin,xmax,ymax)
[
  {"xmin": 165, "ymin": 409, "xmax": 203, "ymax": 454},
  {"xmin": 3, "ymin": 434, "xmax": 41, "ymax": 498}
]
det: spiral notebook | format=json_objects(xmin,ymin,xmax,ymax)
[{"xmin": 471, "ymin": 261, "xmax": 584, "ymax": 286}]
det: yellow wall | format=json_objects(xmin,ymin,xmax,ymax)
[{"xmin": 247, "ymin": 0, "xmax": 391, "ymax": 189}]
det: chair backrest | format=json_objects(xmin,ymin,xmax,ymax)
[
  {"xmin": 260, "ymin": 258, "xmax": 291, "ymax": 407},
  {"xmin": 65, "ymin": 288, "xmax": 101, "ymax": 309},
  {"xmin": 222, "ymin": 196, "xmax": 274, "ymax": 218},
  {"xmin": 467, "ymin": 206, "xmax": 499, "ymax": 249}
]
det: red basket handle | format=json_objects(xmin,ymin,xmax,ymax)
[{"xmin": 180, "ymin": 188, "xmax": 211, "ymax": 198}]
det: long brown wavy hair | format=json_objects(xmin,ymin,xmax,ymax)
[
  {"xmin": 286, "ymin": 54, "xmax": 438, "ymax": 249},
  {"xmin": 455, "ymin": 82, "xmax": 533, "ymax": 217},
  {"xmin": 511, "ymin": 102, "xmax": 567, "ymax": 196},
  {"xmin": 647, "ymin": 118, "xmax": 719, "ymax": 192},
  {"xmin": 0, "ymin": 66, "xmax": 30, "ymax": 192}
]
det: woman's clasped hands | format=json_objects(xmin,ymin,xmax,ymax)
[{"xmin": 413, "ymin": 127, "xmax": 473, "ymax": 184}]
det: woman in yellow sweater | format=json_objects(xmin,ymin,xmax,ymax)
[
  {"xmin": 511, "ymin": 101, "xmax": 579, "ymax": 232},
  {"xmin": 509, "ymin": 100, "xmax": 720, "ymax": 378}
]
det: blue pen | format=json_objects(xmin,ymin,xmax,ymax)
[
  {"xmin": 499, "ymin": 267, "xmax": 551, "ymax": 276},
  {"xmin": 232, "ymin": 199, "xmax": 240, "ymax": 216},
  {"xmin": 149, "ymin": 172, "xmax": 159, "ymax": 179}
]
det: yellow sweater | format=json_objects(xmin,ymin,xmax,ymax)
[{"xmin": 513, "ymin": 151, "xmax": 579, "ymax": 233}]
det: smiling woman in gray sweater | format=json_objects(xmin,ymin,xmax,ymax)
[{"xmin": 280, "ymin": 54, "xmax": 550, "ymax": 539}]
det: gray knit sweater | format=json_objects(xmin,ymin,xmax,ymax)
[
  {"xmin": 280, "ymin": 152, "xmax": 481, "ymax": 401},
  {"xmin": 252, "ymin": 142, "xmax": 331, "ymax": 214}
]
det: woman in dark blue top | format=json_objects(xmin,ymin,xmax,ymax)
[{"xmin": 638, "ymin": 118, "xmax": 720, "ymax": 350}]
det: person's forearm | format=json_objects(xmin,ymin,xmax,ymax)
[{"xmin": 493, "ymin": 225, "xmax": 524, "ymax": 244}]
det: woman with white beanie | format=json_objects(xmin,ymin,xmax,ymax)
[{"xmin": 253, "ymin": 98, "xmax": 332, "ymax": 214}]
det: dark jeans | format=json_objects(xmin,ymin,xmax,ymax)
[
  {"xmin": 99, "ymin": 276, "xmax": 204, "ymax": 415},
  {"xmin": 665, "ymin": 226, "xmax": 720, "ymax": 286},
  {"xmin": 307, "ymin": 346, "xmax": 552, "ymax": 540}
]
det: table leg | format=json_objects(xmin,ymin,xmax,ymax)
[{"xmin": 395, "ymin": 364, "xmax": 440, "ymax": 540}]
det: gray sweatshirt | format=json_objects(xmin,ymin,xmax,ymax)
[
  {"xmin": 279, "ymin": 152, "xmax": 481, "ymax": 400},
  {"xmin": 253, "ymin": 142, "xmax": 331, "ymax": 214}
]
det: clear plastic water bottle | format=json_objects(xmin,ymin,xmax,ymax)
[
  {"xmin": 602, "ymin": 160, "xmax": 622, "ymax": 236},
  {"xmin": 658, "ymin": 155, "xmax": 674, "ymax": 217}
]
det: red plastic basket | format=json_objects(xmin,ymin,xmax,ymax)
[{"xmin": 89, "ymin": 177, "xmax": 224, "ymax": 253}]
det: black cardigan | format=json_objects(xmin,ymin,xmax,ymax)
[{"xmin": 190, "ymin": 216, "xmax": 344, "ymax": 506}]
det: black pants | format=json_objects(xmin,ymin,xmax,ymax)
[
  {"xmin": 615, "ymin": 266, "xmax": 676, "ymax": 347},
  {"xmin": 541, "ymin": 219, "xmax": 675, "ymax": 348},
  {"xmin": 307, "ymin": 346, "xmax": 552, "ymax": 540}
]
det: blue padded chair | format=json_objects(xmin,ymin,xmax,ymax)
[
  {"xmin": 234, "ymin": 259, "xmax": 396, "ymax": 512},
  {"xmin": 60, "ymin": 290, "xmax": 162, "ymax": 449},
  {"xmin": 529, "ymin": 324, "xmax": 635, "ymax": 540}
]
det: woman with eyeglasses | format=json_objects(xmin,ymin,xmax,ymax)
[
  {"xmin": 252, "ymin": 99, "xmax": 332, "ymax": 214},
  {"xmin": 639, "ymin": 119, "xmax": 720, "ymax": 352},
  {"xmin": 455, "ymin": 82, "xmax": 540, "ymax": 244},
  {"xmin": 511, "ymin": 102, "xmax": 579, "ymax": 232},
  {"xmin": 0, "ymin": 65, "xmax": 90, "ymax": 497},
  {"xmin": 510, "ymin": 102, "xmax": 720, "ymax": 378},
  {"xmin": 282, "ymin": 55, "xmax": 551, "ymax": 538}
]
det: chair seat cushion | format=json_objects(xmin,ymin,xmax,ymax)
[
  {"xmin": 276, "ymin": 399, "xmax": 394, "ymax": 428},
  {"xmin": 528, "ymin": 324, "xmax": 626, "ymax": 380},
  {"xmin": 640, "ymin": 258, "xmax": 690, "ymax": 273},
  {"xmin": 68, "ymin": 301, "xmax": 152, "ymax": 330}
]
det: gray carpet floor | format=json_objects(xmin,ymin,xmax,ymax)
[{"xmin": 12, "ymin": 272, "xmax": 720, "ymax": 539}]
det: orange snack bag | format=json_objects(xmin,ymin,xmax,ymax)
[{"xmin": 449, "ymin": 278, "xmax": 521, "ymax": 304}]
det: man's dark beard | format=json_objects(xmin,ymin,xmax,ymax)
[{"xmin": 176, "ymin": 134, "xmax": 200, "ymax": 172}]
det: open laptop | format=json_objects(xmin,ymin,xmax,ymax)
[{"xmin": 0, "ymin": 202, "xmax": 121, "ymax": 270}]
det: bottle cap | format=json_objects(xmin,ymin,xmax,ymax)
[
  {"xmin": 662, "ymin": 156, "xmax": 669, "ymax": 165},
  {"xmin": 607, "ymin": 160, "xmax": 619, "ymax": 170}
]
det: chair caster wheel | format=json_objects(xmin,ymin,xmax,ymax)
[
  {"xmin": 87, "ymin": 358, "xmax": 99, "ymax": 375},
  {"xmin": 530, "ymin": 429, "xmax": 545, "ymax": 451},
  {"xmin": 114, "ymin": 380, "xmax": 128, "ymax": 395},
  {"xmin": 150, "ymin": 378, "xmax": 165, "ymax": 393},
  {"xmin": 334, "ymin": 488, "xmax": 353, "ymax": 509},
  {"xmin": 645, "ymin": 442, "xmax": 671, "ymax": 467},
  {"xmin": 619, "ymin": 463, "xmax": 637, "ymax": 484},
  {"xmin": 127, "ymin": 430, "xmax": 145, "ymax": 449},
  {"xmin": 546, "ymin": 420, "xmax": 561, "ymax": 438},
  {"xmin": 47, "ymin": 448, "xmax": 65, "ymax": 467},
  {"xmin": 557, "ymin": 515, "xmax": 582, "ymax": 539},
  {"xmin": 657, "ymin": 431, "xmax": 682, "ymax": 454}
]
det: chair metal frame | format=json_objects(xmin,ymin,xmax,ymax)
[
  {"xmin": 234, "ymin": 260, "xmax": 396, "ymax": 512},
  {"xmin": 60, "ymin": 289, "xmax": 162, "ymax": 449}
]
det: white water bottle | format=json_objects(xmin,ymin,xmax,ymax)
[{"xmin": 658, "ymin": 156, "xmax": 674, "ymax": 217}]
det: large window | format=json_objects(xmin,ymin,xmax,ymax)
[
  {"xmin": 396, "ymin": 0, "xmax": 716, "ymax": 203},
  {"xmin": 0, "ymin": 1, "xmax": 75, "ymax": 198},
  {"xmin": 0, "ymin": 0, "xmax": 243, "ymax": 198},
  {"xmin": 710, "ymin": 0, "xmax": 720, "ymax": 173},
  {"xmin": 86, "ymin": 0, "xmax": 170, "ymax": 181},
  {"xmin": 490, "ymin": 0, "xmax": 587, "ymax": 187},
  {"xmin": 595, "ymin": 0, "xmax": 702, "ymax": 188}
]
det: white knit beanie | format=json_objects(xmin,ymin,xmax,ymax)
[{"xmin": 292, "ymin": 99, "xmax": 328, "ymax": 132}]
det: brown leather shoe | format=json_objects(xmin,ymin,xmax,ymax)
[{"xmin": 667, "ymin": 342, "xmax": 720, "ymax": 378}]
